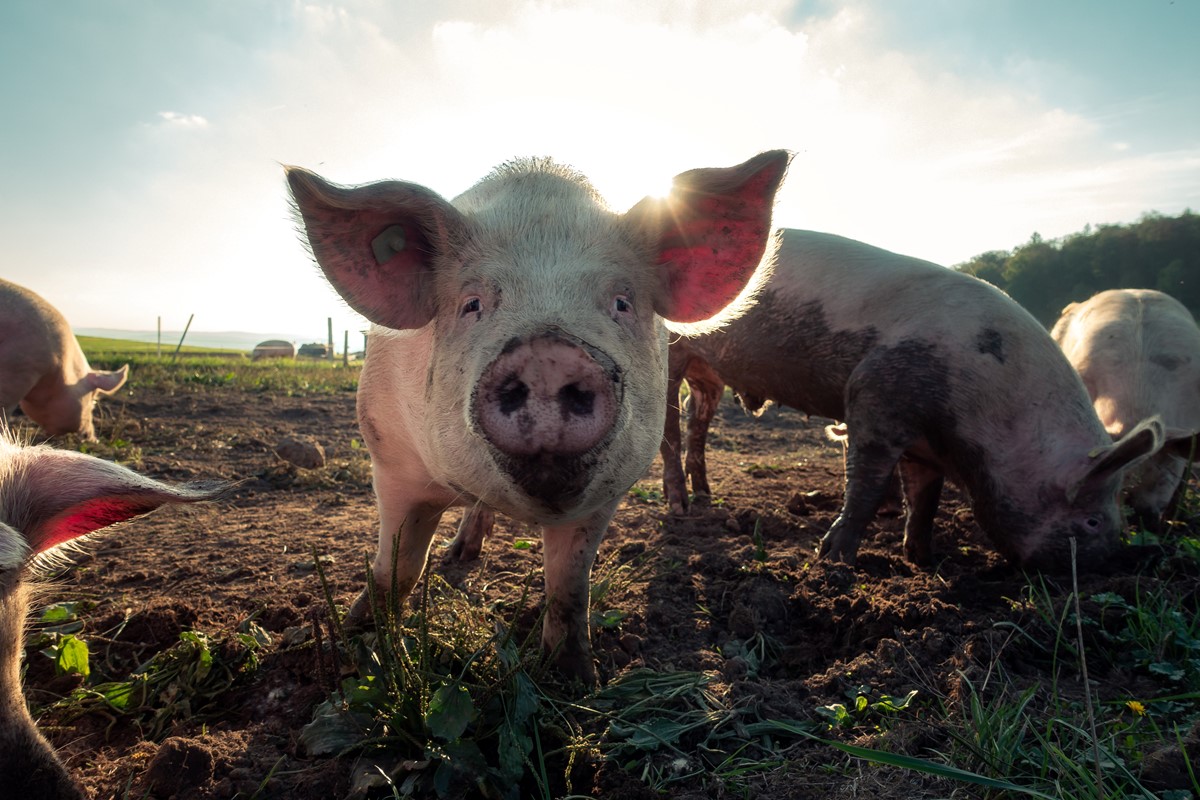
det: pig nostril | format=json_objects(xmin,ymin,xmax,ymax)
[
  {"xmin": 497, "ymin": 377, "xmax": 529, "ymax": 415},
  {"xmin": 559, "ymin": 384, "xmax": 595, "ymax": 417}
]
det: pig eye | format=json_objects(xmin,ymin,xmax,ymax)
[
  {"xmin": 611, "ymin": 295, "xmax": 633, "ymax": 317},
  {"xmin": 1083, "ymin": 516, "xmax": 1102, "ymax": 531},
  {"xmin": 461, "ymin": 297, "xmax": 482, "ymax": 317}
]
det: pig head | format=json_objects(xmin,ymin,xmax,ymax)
[
  {"xmin": 0, "ymin": 279, "xmax": 129, "ymax": 441},
  {"xmin": 1052, "ymin": 288, "xmax": 1200, "ymax": 526},
  {"xmin": 0, "ymin": 432, "xmax": 225, "ymax": 799},
  {"xmin": 288, "ymin": 152, "xmax": 790, "ymax": 682}
]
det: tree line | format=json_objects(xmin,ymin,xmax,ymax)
[{"xmin": 955, "ymin": 210, "xmax": 1200, "ymax": 325}]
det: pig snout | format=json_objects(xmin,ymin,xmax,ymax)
[{"xmin": 475, "ymin": 331, "xmax": 622, "ymax": 506}]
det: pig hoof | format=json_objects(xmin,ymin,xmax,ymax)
[
  {"xmin": 442, "ymin": 537, "xmax": 482, "ymax": 564},
  {"xmin": 343, "ymin": 590, "xmax": 377, "ymax": 628},
  {"xmin": 817, "ymin": 537, "xmax": 859, "ymax": 565},
  {"xmin": 551, "ymin": 652, "xmax": 598, "ymax": 689},
  {"xmin": 903, "ymin": 542, "xmax": 933, "ymax": 567}
]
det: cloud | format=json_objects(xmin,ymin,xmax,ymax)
[
  {"xmin": 157, "ymin": 111, "xmax": 209, "ymax": 128},
  {"xmin": 7, "ymin": 0, "xmax": 1196, "ymax": 333}
]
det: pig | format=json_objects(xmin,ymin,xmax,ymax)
[
  {"xmin": 0, "ymin": 279, "xmax": 129, "ymax": 441},
  {"xmin": 0, "ymin": 430, "xmax": 225, "ymax": 798},
  {"xmin": 658, "ymin": 229, "xmax": 1165, "ymax": 570},
  {"xmin": 1051, "ymin": 288, "xmax": 1200, "ymax": 526},
  {"xmin": 287, "ymin": 151, "xmax": 791, "ymax": 683}
]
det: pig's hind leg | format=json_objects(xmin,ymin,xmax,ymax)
[
  {"xmin": 897, "ymin": 456, "xmax": 944, "ymax": 566},
  {"xmin": 444, "ymin": 504, "xmax": 495, "ymax": 563},
  {"xmin": 683, "ymin": 363, "xmax": 724, "ymax": 505},
  {"xmin": 660, "ymin": 367, "xmax": 689, "ymax": 514},
  {"xmin": 818, "ymin": 362, "xmax": 921, "ymax": 564},
  {"xmin": 818, "ymin": 435, "xmax": 905, "ymax": 563}
]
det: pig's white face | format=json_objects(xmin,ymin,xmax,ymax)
[
  {"xmin": 420, "ymin": 192, "xmax": 668, "ymax": 519},
  {"xmin": 289, "ymin": 153, "xmax": 790, "ymax": 523}
]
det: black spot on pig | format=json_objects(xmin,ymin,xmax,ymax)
[
  {"xmin": 685, "ymin": 294, "xmax": 878, "ymax": 421},
  {"xmin": 975, "ymin": 328, "xmax": 1005, "ymax": 364}
]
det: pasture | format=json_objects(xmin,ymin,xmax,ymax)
[{"xmin": 15, "ymin": 343, "xmax": 1200, "ymax": 798}]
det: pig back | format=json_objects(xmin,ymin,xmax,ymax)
[{"xmin": 1053, "ymin": 289, "xmax": 1200, "ymax": 437}]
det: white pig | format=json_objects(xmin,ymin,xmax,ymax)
[
  {"xmin": 0, "ymin": 430, "xmax": 225, "ymax": 798},
  {"xmin": 1051, "ymin": 289, "xmax": 1200, "ymax": 526},
  {"xmin": 288, "ymin": 152, "xmax": 790, "ymax": 682},
  {"xmin": 659, "ymin": 229, "xmax": 1164, "ymax": 569},
  {"xmin": 0, "ymin": 279, "xmax": 129, "ymax": 441}
]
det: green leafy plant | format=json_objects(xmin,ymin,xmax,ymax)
[
  {"xmin": 815, "ymin": 685, "xmax": 919, "ymax": 731},
  {"xmin": 51, "ymin": 621, "xmax": 270, "ymax": 739}
]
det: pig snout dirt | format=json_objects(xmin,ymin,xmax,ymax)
[{"xmin": 475, "ymin": 331, "xmax": 621, "ymax": 506}]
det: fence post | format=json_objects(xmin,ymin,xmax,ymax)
[{"xmin": 172, "ymin": 314, "xmax": 194, "ymax": 360}]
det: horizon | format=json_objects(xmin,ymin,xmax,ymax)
[{"xmin": 4, "ymin": 1, "xmax": 1198, "ymax": 335}]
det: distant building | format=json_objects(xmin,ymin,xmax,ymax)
[
  {"xmin": 298, "ymin": 342, "xmax": 332, "ymax": 359},
  {"xmin": 252, "ymin": 340, "xmax": 296, "ymax": 360}
]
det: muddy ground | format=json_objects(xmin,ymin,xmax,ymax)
[{"xmin": 17, "ymin": 382, "xmax": 1200, "ymax": 799}]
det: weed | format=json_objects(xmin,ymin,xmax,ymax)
[
  {"xmin": 739, "ymin": 461, "xmax": 787, "ymax": 477},
  {"xmin": 814, "ymin": 685, "xmax": 919, "ymax": 731},
  {"xmin": 750, "ymin": 518, "xmax": 768, "ymax": 562},
  {"xmin": 300, "ymin": 559, "xmax": 562, "ymax": 800},
  {"xmin": 45, "ymin": 619, "xmax": 270, "ymax": 739},
  {"xmin": 626, "ymin": 484, "xmax": 664, "ymax": 505}
]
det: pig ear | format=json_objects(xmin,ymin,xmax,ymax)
[
  {"xmin": 627, "ymin": 150, "xmax": 792, "ymax": 324},
  {"xmin": 11, "ymin": 447, "xmax": 227, "ymax": 555},
  {"xmin": 286, "ymin": 167, "xmax": 466, "ymax": 330},
  {"xmin": 1066, "ymin": 416, "xmax": 1165, "ymax": 504},
  {"xmin": 87, "ymin": 364, "xmax": 129, "ymax": 395}
]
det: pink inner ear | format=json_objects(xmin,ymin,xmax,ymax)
[
  {"xmin": 305, "ymin": 208, "xmax": 436, "ymax": 330},
  {"xmin": 655, "ymin": 157, "xmax": 787, "ymax": 323},
  {"xmin": 30, "ymin": 495, "xmax": 163, "ymax": 554}
]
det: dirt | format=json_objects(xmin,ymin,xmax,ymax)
[{"xmin": 17, "ymin": 384, "xmax": 1200, "ymax": 799}]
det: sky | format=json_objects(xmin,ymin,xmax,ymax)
[{"xmin": 1, "ymin": 0, "xmax": 1197, "ymax": 342}]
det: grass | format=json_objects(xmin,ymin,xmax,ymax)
[
  {"xmin": 80, "ymin": 335, "xmax": 360, "ymax": 396},
  {"xmin": 77, "ymin": 334, "xmax": 245, "ymax": 356},
  {"xmin": 297, "ymin": 554, "xmax": 831, "ymax": 799},
  {"xmin": 87, "ymin": 354, "xmax": 360, "ymax": 396}
]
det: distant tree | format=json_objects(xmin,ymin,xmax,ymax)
[{"xmin": 953, "ymin": 210, "xmax": 1200, "ymax": 325}]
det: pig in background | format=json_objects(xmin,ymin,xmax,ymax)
[
  {"xmin": 288, "ymin": 151, "xmax": 790, "ymax": 683},
  {"xmin": 1051, "ymin": 288, "xmax": 1200, "ymax": 528},
  {"xmin": 0, "ymin": 430, "xmax": 225, "ymax": 799},
  {"xmin": 0, "ymin": 279, "xmax": 128, "ymax": 441},
  {"xmin": 660, "ymin": 228, "xmax": 1164, "ymax": 570}
]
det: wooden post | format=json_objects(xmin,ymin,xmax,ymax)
[
  {"xmin": 343, "ymin": 330, "xmax": 349, "ymax": 367},
  {"xmin": 172, "ymin": 314, "xmax": 194, "ymax": 360},
  {"xmin": 327, "ymin": 317, "xmax": 334, "ymax": 360}
]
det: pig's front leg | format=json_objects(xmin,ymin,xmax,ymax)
[
  {"xmin": 540, "ymin": 500, "xmax": 616, "ymax": 686},
  {"xmin": 347, "ymin": 494, "xmax": 445, "ymax": 623}
]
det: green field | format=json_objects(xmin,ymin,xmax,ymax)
[
  {"xmin": 77, "ymin": 335, "xmax": 245, "ymax": 356},
  {"xmin": 80, "ymin": 335, "xmax": 360, "ymax": 395}
]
